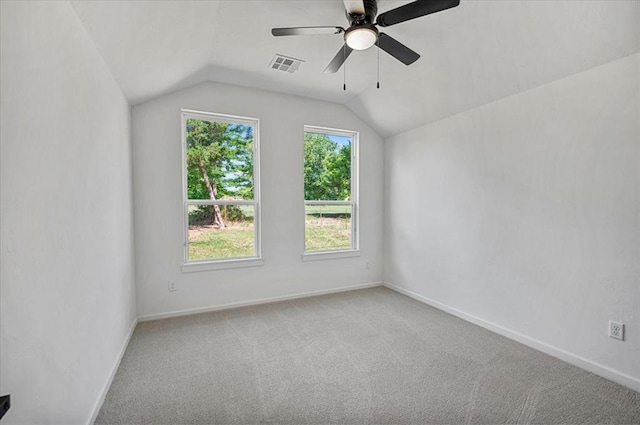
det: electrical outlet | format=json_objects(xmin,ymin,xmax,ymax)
[
  {"xmin": 609, "ymin": 321, "xmax": 624, "ymax": 341},
  {"xmin": 168, "ymin": 281, "xmax": 177, "ymax": 292},
  {"xmin": 365, "ymin": 261, "xmax": 370, "ymax": 269}
]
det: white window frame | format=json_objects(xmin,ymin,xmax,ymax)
[
  {"xmin": 181, "ymin": 109, "xmax": 262, "ymax": 272},
  {"xmin": 302, "ymin": 125, "xmax": 359, "ymax": 261}
]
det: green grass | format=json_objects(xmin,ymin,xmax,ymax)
[
  {"xmin": 188, "ymin": 222, "xmax": 254, "ymax": 261},
  {"xmin": 305, "ymin": 205, "xmax": 351, "ymax": 215},
  {"xmin": 304, "ymin": 205, "xmax": 352, "ymax": 251},
  {"xmin": 305, "ymin": 218, "xmax": 351, "ymax": 251},
  {"xmin": 188, "ymin": 215, "xmax": 352, "ymax": 261}
]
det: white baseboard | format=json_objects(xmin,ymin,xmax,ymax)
[
  {"xmin": 138, "ymin": 281, "xmax": 384, "ymax": 322},
  {"xmin": 384, "ymin": 282, "xmax": 640, "ymax": 393},
  {"xmin": 87, "ymin": 317, "xmax": 138, "ymax": 425}
]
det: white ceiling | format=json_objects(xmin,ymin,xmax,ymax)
[{"xmin": 70, "ymin": 0, "xmax": 640, "ymax": 137}]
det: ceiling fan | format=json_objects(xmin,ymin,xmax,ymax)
[{"xmin": 271, "ymin": 0, "xmax": 460, "ymax": 74}]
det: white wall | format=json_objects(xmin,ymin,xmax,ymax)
[
  {"xmin": 385, "ymin": 53, "xmax": 639, "ymax": 389},
  {"xmin": 132, "ymin": 82, "xmax": 384, "ymax": 318},
  {"xmin": 0, "ymin": 2, "xmax": 136, "ymax": 423}
]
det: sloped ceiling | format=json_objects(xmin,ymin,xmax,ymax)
[{"xmin": 70, "ymin": 0, "xmax": 640, "ymax": 137}]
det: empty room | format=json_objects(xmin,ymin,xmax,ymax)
[{"xmin": 0, "ymin": 0, "xmax": 639, "ymax": 423}]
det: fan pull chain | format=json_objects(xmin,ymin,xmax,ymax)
[
  {"xmin": 376, "ymin": 41, "xmax": 380, "ymax": 89},
  {"xmin": 343, "ymin": 44, "xmax": 347, "ymax": 91}
]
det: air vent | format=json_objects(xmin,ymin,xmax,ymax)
[{"xmin": 270, "ymin": 54, "xmax": 304, "ymax": 73}]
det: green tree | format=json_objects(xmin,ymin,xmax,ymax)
[
  {"xmin": 325, "ymin": 143, "xmax": 351, "ymax": 200},
  {"xmin": 304, "ymin": 132, "xmax": 351, "ymax": 200},
  {"xmin": 186, "ymin": 119, "xmax": 254, "ymax": 227}
]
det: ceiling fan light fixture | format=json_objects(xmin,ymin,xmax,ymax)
[{"xmin": 344, "ymin": 25, "xmax": 378, "ymax": 50}]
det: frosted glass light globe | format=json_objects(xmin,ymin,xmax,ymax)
[{"xmin": 345, "ymin": 27, "xmax": 378, "ymax": 50}]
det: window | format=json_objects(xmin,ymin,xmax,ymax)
[
  {"xmin": 303, "ymin": 126, "xmax": 358, "ymax": 257},
  {"xmin": 182, "ymin": 110, "xmax": 261, "ymax": 270}
]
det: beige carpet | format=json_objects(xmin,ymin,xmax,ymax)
[{"xmin": 97, "ymin": 287, "xmax": 640, "ymax": 424}]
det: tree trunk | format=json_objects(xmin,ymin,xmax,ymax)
[{"xmin": 199, "ymin": 162, "xmax": 225, "ymax": 228}]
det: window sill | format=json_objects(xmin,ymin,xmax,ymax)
[
  {"xmin": 181, "ymin": 257, "xmax": 264, "ymax": 273},
  {"xmin": 302, "ymin": 250, "xmax": 360, "ymax": 262}
]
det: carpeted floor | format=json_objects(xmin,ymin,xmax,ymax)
[{"xmin": 96, "ymin": 287, "xmax": 640, "ymax": 424}]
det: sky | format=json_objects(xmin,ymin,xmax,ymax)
[{"xmin": 328, "ymin": 134, "xmax": 351, "ymax": 147}]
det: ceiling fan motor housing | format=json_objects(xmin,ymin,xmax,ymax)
[
  {"xmin": 343, "ymin": 0, "xmax": 379, "ymax": 50},
  {"xmin": 346, "ymin": 0, "xmax": 378, "ymax": 24}
]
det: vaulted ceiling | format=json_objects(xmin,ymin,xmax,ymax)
[{"xmin": 70, "ymin": 0, "xmax": 640, "ymax": 137}]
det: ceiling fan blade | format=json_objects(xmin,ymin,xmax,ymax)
[
  {"xmin": 377, "ymin": 33, "xmax": 420, "ymax": 65},
  {"xmin": 323, "ymin": 44, "xmax": 354, "ymax": 73},
  {"xmin": 376, "ymin": 0, "xmax": 460, "ymax": 27},
  {"xmin": 343, "ymin": 0, "xmax": 366, "ymax": 15},
  {"xmin": 271, "ymin": 26, "xmax": 344, "ymax": 37}
]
